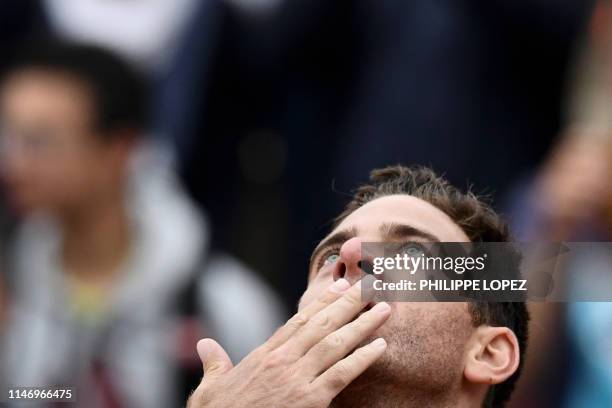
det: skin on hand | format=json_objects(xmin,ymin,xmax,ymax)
[{"xmin": 187, "ymin": 277, "xmax": 390, "ymax": 408}]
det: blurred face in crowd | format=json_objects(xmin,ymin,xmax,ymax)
[
  {"xmin": 301, "ymin": 195, "xmax": 519, "ymax": 406},
  {"xmin": 0, "ymin": 69, "xmax": 132, "ymax": 216}
]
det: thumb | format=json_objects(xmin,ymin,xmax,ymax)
[{"xmin": 197, "ymin": 338, "xmax": 233, "ymax": 377}]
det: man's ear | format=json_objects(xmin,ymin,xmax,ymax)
[{"xmin": 464, "ymin": 326, "xmax": 520, "ymax": 385}]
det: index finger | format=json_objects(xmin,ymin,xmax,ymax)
[
  {"xmin": 265, "ymin": 278, "xmax": 351, "ymax": 349},
  {"xmin": 280, "ymin": 275, "xmax": 376, "ymax": 357}
]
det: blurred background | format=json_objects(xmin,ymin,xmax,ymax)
[{"xmin": 0, "ymin": 0, "xmax": 611, "ymax": 407}]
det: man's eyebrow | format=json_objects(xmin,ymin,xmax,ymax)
[
  {"xmin": 309, "ymin": 227, "xmax": 358, "ymax": 276},
  {"xmin": 379, "ymin": 222, "xmax": 440, "ymax": 242}
]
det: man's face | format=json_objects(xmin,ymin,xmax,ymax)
[
  {"xmin": 0, "ymin": 70, "xmax": 125, "ymax": 215},
  {"xmin": 300, "ymin": 195, "xmax": 475, "ymax": 399}
]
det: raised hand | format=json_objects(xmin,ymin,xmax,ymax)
[{"xmin": 186, "ymin": 277, "xmax": 390, "ymax": 408}]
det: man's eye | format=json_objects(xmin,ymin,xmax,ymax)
[
  {"xmin": 323, "ymin": 253, "xmax": 340, "ymax": 266},
  {"xmin": 400, "ymin": 243, "xmax": 426, "ymax": 257}
]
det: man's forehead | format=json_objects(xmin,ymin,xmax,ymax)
[{"xmin": 332, "ymin": 194, "xmax": 468, "ymax": 242}]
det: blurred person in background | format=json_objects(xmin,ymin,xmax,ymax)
[
  {"xmin": 41, "ymin": 0, "xmax": 201, "ymax": 73},
  {"xmin": 0, "ymin": 41, "xmax": 284, "ymax": 408},
  {"xmin": 508, "ymin": 2, "xmax": 612, "ymax": 406}
]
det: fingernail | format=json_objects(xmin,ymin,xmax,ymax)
[
  {"xmin": 330, "ymin": 278, "xmax": 350, "ymax": 293},
  {"xmin": 355, "ymin": 280, "xmax": 362, "ymax": 290},
  {"xmin": 371, "ymin": 302, "xmax": 390, "ymax": 314},
  {"xmin": 371, "ymin": 338, "xmax": 387, "ymax": 349}
]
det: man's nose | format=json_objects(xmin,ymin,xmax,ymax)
[{"xmin": 332, "ymin": 237, "xmax": 374, "ymax": 285}]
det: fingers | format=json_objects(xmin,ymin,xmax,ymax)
[
  {"xmin": 266, "ymin": 278, "xmax": 351, "ymax": 349},
  {"xmin": 282, "ymin": 276, "xmax": 374, "ymax": 357},
  {"xmin": 300, "ymin": 301, "xmax": 391, "ymax": 377},
  {"xmin": 312, "ymin": 337, "xmax": 387, "ymax": 398},
  {"xmin": 197, "ymin": 338, "xmax": 233, "ymax": 378}
]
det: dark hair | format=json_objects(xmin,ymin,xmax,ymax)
[
  {"xmin": 335, "ymin": 165, "xmax": 529, "ymax": 408},
  {"xmin": 2, "ymin": 40, "xmax": 149, "ymax": 138}
]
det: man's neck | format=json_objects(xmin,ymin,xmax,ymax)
[
  {"xmin": 59, "ymin": 191, "xmax": 131, "ymax": 285},
  {"xmin": 330, "ymin": 381, "xmax": 484, "ymax": 408},
  {"xmin": 331, "ymin": 390, "xmax": 451, "ymax": 408}
]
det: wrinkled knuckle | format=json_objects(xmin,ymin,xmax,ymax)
[
  {"xmin": 342, "ymin": 292, "xmax": 362, "ymax": 308},
  {"xmin": 328, "ymin": 363, "xmax": 351, "ymax": 390},
  {"xmin": 319, "ymin": 290, "xmax": 336, "ymax": 303},
  {"xmin": 311, "ymin": 314, "xmax": 333, "ymax": 331},
  {"xmin": 288, "ymin": 311, "xmax": 309, "ymax": 328},
  {"xmin": 264, "ymin": 349, "xmax": 290, "ymax": 369},
  {"xmin": 323, "ymin": 333, "xmax": 344, "ymax": 351},
  {"xmin": 312, "ymin": 340, "xmax": 332, "ymax": 356}
]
